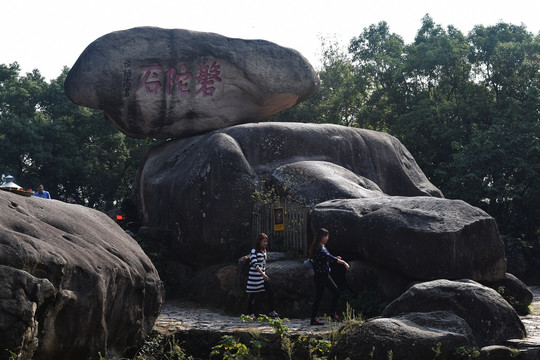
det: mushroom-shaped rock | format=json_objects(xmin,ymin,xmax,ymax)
[
  {"xmin": 0, "ymin": 190, "xmax": 164, "ymax": 360},
  {"xmin": 64, "ymin": 27, "xmax": 320, "ymax": 139}
]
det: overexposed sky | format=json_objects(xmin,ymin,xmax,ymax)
[{"xmin": 2, "ymin": 0, "xmax": 539, "ymax": 81}]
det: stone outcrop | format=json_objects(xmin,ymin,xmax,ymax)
[
  {"xmin": 346, "ymin": 259, "xmax": 412, "ymax": 300},
  {"xmin": 187, "ymin": 254, "xmax": 313, "ymax": 316},
  {"xmin": 310, "ymin": 196, "xmax": 506, "ymax": 282},
  {"xmin": 64, "ymin": 27, "xmax": 320, "ymax": 139},
  {"xmin": 0, "ymin": 190, "xmax": 164, "ymax": 360},
  {"xmin": 482, "ymin": 272, "xmax": 534, "ymax": 315},
  {"xmin": 330, "ymin": 311, "xmax": 476, "ymax": 360},
  {"xmin": 382, "ymin": 279, "xmax": 526, "ymax": 347},
  {"xmin": 330, "ymin": 279, "xmax": 527, "ymax": 360},
  {"xmin": 133, "ymin": 122, "xmax": 443, "ymax": 267},
  {"xmin": 271, "ymin": 160, "xmax": 385, "ymax": 206}
]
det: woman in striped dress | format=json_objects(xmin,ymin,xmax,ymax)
[{"xmin": 246, "ymin": 233, "xmax": 280, "ymax": 318}]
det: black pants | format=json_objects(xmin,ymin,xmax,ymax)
[
  {"xmin": 311, "ymin": 272, "xmax": 340, "ymax": 320},
  {"xmin": 247, "ymin": 281, "xmax": 275, "ymax": 315}
]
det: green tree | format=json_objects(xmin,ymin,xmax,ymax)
[
  {"xmin": 349, "ymin": 21, "xmax": 407, "ymax": 131},
  {"xmin": 442, "ymin": 24, "xmax": 540, "ymax": 240},
  {"xmin": 392, "ymin": 15, "xmax": 478, "ymax": 186},
  {"xmin": 271, "ymin": 36, "xmax": 364, "ymax": 126},
  {"xmin": 0, "ymin": 64, "xmax": 158, "ymax": 210}
]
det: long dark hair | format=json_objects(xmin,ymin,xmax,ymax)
[
  {"xmin": 308, "ymin": 228, "xmax": 329, "ymax": 258},
  {"xmin": 253, "ymin": 233, "xmax": 269, "ymax": 251}
]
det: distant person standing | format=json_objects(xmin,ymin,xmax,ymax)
[
  {"xmin": 33, "ymin": 184, "xmax": 51, "ymax": 199},
  {"xmin": 67, "ymin": 193, "xmax": 78, "ymax": 204}
]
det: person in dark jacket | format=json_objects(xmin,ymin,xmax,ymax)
[{"xmin": 308, "ymin": 228, "xmax": 349, "ymax": 325}]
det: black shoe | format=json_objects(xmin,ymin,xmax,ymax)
[{"xmin": 310, "ymin": 318, "xmax": 324, "ymax": 326}]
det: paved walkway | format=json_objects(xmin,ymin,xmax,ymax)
[
  {"xmin": 508, "ymin": 286, "xmax": 540, "ymax": 350},
  {"xmin": 154, "ymin": 286, "xmax": 540, "ymax": 346},
  {"xmin": 154, "ymin": 299, "xmax": 329, "ymax": 336}
]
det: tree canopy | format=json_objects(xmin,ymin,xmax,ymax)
[
  {"xmin": 274, "ymin": 15, "xmax": 540, "ymax": 243},
  {"xmin": 0, "ymin": 63, "xmax": 158, "ymax": 209}
]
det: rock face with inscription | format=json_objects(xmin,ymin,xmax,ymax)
[{"xmin": 64, "ymin": 27, "xmax": 320, "ymax": 139}]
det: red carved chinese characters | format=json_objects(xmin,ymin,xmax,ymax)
[
  {"xmin": 134, "ymin": 61, "xmax": 222, "ymax": 97},
  {"xmin": 166, "ymin": 65, "xmax": 192, "ymax": 96},
  {"xmin": 195, "ymin": 61, "xmax": 222, "ymax": 97},
  {"xmin": 135, "ymin": 65, "xmax": 163, "ymax": 94}
]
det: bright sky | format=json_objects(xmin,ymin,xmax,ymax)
[{"xmin": 2, "ymin": 0, "xmax": 539, "ymax": 81}]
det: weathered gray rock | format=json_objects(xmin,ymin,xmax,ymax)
[
  {"xmin": 187, "ymin": 257, "xmax": 312, "ymax": 316},
  {"xmin": 310, "ymin": 196, "xmax": 506, "ymax": 282},
  {"xmin": 0, "ymin": 190, "xmax": 164, "ymax": 360},
  {"xmin": 479, "ymin": 345, "xmax": 521, "ymax": 360},
  {"xmin": 133, "ymin": 122, "xmax": 442, "ymax": 267},
  {"xmin": 64, "ymin": 27, "xmax": 320, "ymax": 139},
  {"xmin": 0, "ymin": 266, "xmax": 55, "ymax": 360},
  {"xmin": 330, "ymin": 311, "xmax": 476, "ymax": 360},
  {"xmin": 382, "ymin": 279, "xmax": 526, "ymax": 347},
  {"xmin": 272, "ymin": 161, "xmax": 385, "ymax": 206},
  {"xmin": 346, "ymin": 259, "xmax": 412, "ymax": 299},
  {"xmin": 482, "ymin": 272, "xmax": 533, "ymax": 315}
]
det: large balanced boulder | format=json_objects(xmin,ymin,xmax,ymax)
[
  {"xmin": 133, "ymin": 122, "xmax": 443, "ymax": 266},
  {"xmin": 64, "ymin": 27, "xmax": 320, "ymax": 139},
  {"xmin": 0, "ymin": 190, "xmax": 164, "ymax": 360},
  {"xmin": 310, "ymin": 196, "xmax": 507, "ymax": 282},
  {"xmin": 382, "ymin": 279, "xmax": 526, "ymax": 347}
]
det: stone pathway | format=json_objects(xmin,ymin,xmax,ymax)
[
  {"xmin": 154, "ymin": 299, "xmax": 330, "ymax": 337},
  {"xmin": 154, "ymin": 286, "xmax": 540, "ymax": 349},
  {"xmin": 507, "ymin": 286, "xmax": 540, "ymax": 355}
]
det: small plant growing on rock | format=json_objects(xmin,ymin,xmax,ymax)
[
  {"xmin": 453, "ymin": 346, "xmax": 480, "ymax": 359},
  {"xmin": 5, "ymin": 349, "xmax": 17, "ymax": 360},
  {"xmin": 257, "ymin": 314, "xmax": 290, "ymax": 338},
  {"xmin": 210, "ymin": 335, "xmax": 252, "ymax": 360},
  {"xmin": 134, "ymin": 333, "xmax": 193, "ymax": 360},
  {"xmin": 497, "ymin": 285, "xmax": 530, "ymax": 315},
  {"xmin": 432, "ymin": 342, "xmax": 442, "ymax": 359}
]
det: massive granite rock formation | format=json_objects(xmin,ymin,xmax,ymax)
[
  {"xmin": 0, "ymin": 190, "xmax": 164, "ymax": 360},
  {"xmin": 133, "ymin": 122, "xmax": 443, "ymax": 267},
  {"xmin": 64, "ymin": 27, "xmax": 319, "ymax": 139}
]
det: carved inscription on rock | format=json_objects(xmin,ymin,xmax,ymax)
[{"xmin": 65, "ymin": 27, "xmax": 320, "ymax": 139}]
